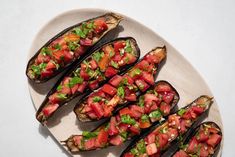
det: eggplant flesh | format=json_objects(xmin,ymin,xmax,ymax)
[
  {"xmin": 172, "ymin": 121, "xmax": 222, "ymax": 157},
  {"xmin": 36, "ymin": 37, "xmax": 140, "ymax": 125},
  {"xmin": 63, "ymin": 80, "xmax": 179, "ymax": 153},
  {"xmin": 26, "ymin": 12, "xmax": 123, "ymax": 83},
  {"xmin": 121, "ymin": 95, "xmax": 213, "ymax": 157},
  {"xmin": 74, "ymin": 46, "xmax": 167, "ymax": 122}
]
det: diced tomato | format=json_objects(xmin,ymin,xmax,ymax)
[
  {"xmin": 114, "ymin": 41, "xmax": 126, "ymax": 53},
  {"xmin": 102, "ymin": 84, "xmax": 117, "ymax": 96},
  {"xmin": 199, "ymin": 144, "xmax": 209, "ymax": 157},
  {"xmin": 122, "ymin": 53, "xmax": 136, "ymax": 64},
  {"xmin": 209, "ymin": 127, "xmax": 219, "ymax": 134},
  {"xmin": 41, "ymin": 70, "xmax": 53, "ymax": 78},
  {"xmin": 140, "ymin": 121, "xmax": 151, "ymax": 129},
  {"xmin": 168, "ymin": 115, "xmax": 180, "ymax": 129},
  {"xmin": 144, "ymin": 94, "xmax": 159, "ymax": 103},
  {"xmin": 105, "ymin": 66, "xmax": 118, "ymax": 77},
  {"xmin": 80, "ymin": 38, "xmax": 93, "ymax": 46},
  {"xmin": 131, "ymin": 105, "xmax": 144, "ymax": 113},
  {"xmin": 162, "ymin": 92, "xmax": 175, "ymax": 104},
  {"xmin": 123, "ymin": 74, "xmax": 134, "ymax": 84},
  {"xmin": 206, "ymin": 134, "xmax": 222, "ymax": 147},
  {"xmin": 96, "ymin": 129, "xmax": 108, "ymax": 147},
  {"xmin": 106, "ymin": 95, "xmax": 120, "ymax": 107},
  {"xmin": 118, "ymin": 123, "xmax": 130, "ymax": 132},
  {"xmin": 87, "ymin": 111, "xmax": 98, "ymax": 119},
  {"xmin": 84, "ymin": 138, "xmax": 96, "ymax": 150},
  {"xmin": 90, "ymin": 103, "xmax": 104, "ymax": 119},
  {"xmin": 155, "ymin": 84, "xmax": 171, "ymax": 93},
  {"xmin": 109, "ymin": 75, "xmax": 123, "ymax": 87},
  {"xmin": 182, "ymin": 110, "xmax": 192, "ymax": 120},
  {"xmin": 53, "ymin": 50, "xmax": 64, "ymax": 62},
  {"xmin": 146, "ymin": 143, "xmax": 158, "ymax": 155},
  {"xmin": 98, "ymin": 53, "xmax": 109, "ymax": 71},
  {"xmin": 42, "ymin": 104, "xmax": 59, "ymax": 116},
  {"xmin": 61, "ymin": 86, "xmax": 71, "ymax": 95},
  {"xmin": 158, "ymin": 133, "xmax": 169, "ymax": 149},
  {"xmin": 36, "ymin": 53, "xmax": 50, "ymax": 64},
  {"xmin": 197, "ymin": 130, "xmax": 209, "ymax": 142},
  {"xmin": 77, "ymin": 81, "xmax": 88, "ymax": 93},
  {"xmin": 89, "ymin": 59, "xmax": 98, "ymax": 70},
  {"xmin": 71, "ymin": 84, "xmax": 79, "ymax": 94},
  {"xmin": 82, "ymin": 105, "xmax": 92, "ymax": 113},
  {"xmin": 135, "ymin": 79, "xmax": 150, "ymax": 92},
  {"xmin": 145, "ymin": 133, "xmax": 156, "ymax": 144},
  {"xmin": 119, "ymin": 107, "xmax": 131, "ymax": 116},
  {"xmin": 186, "ymin": 137, "xmax": 198, "ymax": 153},
  {"xmin": 103, "ymin": 105, "xmax": 113, "ymax": 117},
  {"xmin": 46, "ymin": 61, "xmax": 56, "ymax": 70},
  {"xmin": 73, "ymin": 135, "xmax": 83, "ymax": 146},
  {"xmin": 173, "ymin": 150, "xmax": 189, "ymax": 157},
  {"xmin": 137, "ymin": 60, "xmax": 149, "ymax": 70},
  {"xmin": 160, "ymin": 103, "xmax": 171, "ymax": 116},
  {"xmin": 89, "ymin": 80, "xmax": 99, "ymax": 90},
  {"xmin": 125, "ymin": 93, "xmax": 136, "ymax": 101},
  {"xmin": 63, "ymin": 50, "xmax": 74, "ymax": 63},
  {"xmin": 192, "ymin": 106, "xmax": 204, "ymax": 115},
  {"xmin": 144, "ymin": 53, "xmax": 162, "ymax": 64},
  {"xmin": 94, "ymin": 19, "xmax": 108, "ymax": 34},
  {"xmin": 123, "ymin": 153, "xmax": 134, "ymax": 157},
  {"xmin": 109, "ymin": 135, "xmax": 123, "ymax": 146},
  {"xmin": 51, "ymin": 37, "xmax": 66, "ymax": 46},
  {"xmin": 141, "ymin": 71, "xmax": 154, "ymax": 85},
  {"xmin": 48, "ymin": 93, "xmax": 60, "ymax": 104},
  {"xmin": 179, "ymin": 120, "xmax": 187, "ymax": 133},
  {"xmin": 129, "ymin": 125, "xmax": 140, "ymax": 135},
  {"xmin": 80, "ymin": 69, "xmax": 90, "ymax": 80},
  {"xmin": 108, "ymin": 117, "xmax": 119, "ymax": 136},
  {"xmin": 167, "ymin": 128, "xmax": 178, "ymax": 141},
  {"xmin": 74, "ymin": 45, "xmax": 86, "ymax": 57}
]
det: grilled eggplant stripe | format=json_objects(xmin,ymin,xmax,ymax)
[
  {"xmin": 26, "ymin": 12, "xmax": 123, "ymax": 83},
  {"xmin": 63, "ymin": 81, "xmax": 179, "ymax": 153},
  {"xmin": 121, "ymin": 95, "xmax": 213, "ymax": 157},
  {"xmin": 36, "ymin": 37, "xmax": 140, "ymax": 124},
  {"xmin": 173, "ymin": 122, "xmax": 222, "ymax": 157},
  {"xmin": 74, "ymin": 46, "xmax": 167, "ymax": 122}
]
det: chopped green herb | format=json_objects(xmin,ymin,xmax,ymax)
[
  {"xmin": 130, "ymin": 68, "xmax": 142, "ymax": 77},
  {"xmin": 120, "ymin": 132, "xmax": 128, "ymax": 139},
  {"xmin": 69, "ymin": 76, "xmax": 83, "ymax": 88},
  {"xmin": 124, "ymin": 57, "xmax": 129, "ymax": 63},
  {"xmin": 121, "ymin": 115, "xmax": 136, "ymax": 125},
  {"xmin": 130, "ymin": 148, "xmax": 138, "ymax": 155},
  {"xmin": 57, "ymin": 93, "xmax": 67, "ymax": 100},
  {"xmin": 54, "ymin": 43, "xmax": 61, "ymax": 50},
  {"xmin": 117, "ymin": 86, "xmax": 125, "ymax": 98},
  {"xmin": 124, "ymin": 40, "xmax": 132, "ymax": 53},
  {"xmin": 82, "ymin": 131, "xmax": 98, "ymax": 139},
  {"xmin": 178, "ymin": 109, "xmax": 186, "ymax": 116},
  {"xmin": 149, "ymin": 110, "xmax": 162, "ymax": 119},
  {"xmin": 74, "ymin": 27, "xmax": 86, "ymax": 38},
  {"xmin": 87, "ymin": 21, "xmax": 94, "ymax": 29},
  {"xmin": 68, "ymin": 41, "xmax": 79, "ymax": 51},
  {"xmin": 41, "ymin": 47, "xmax": 52, "ymax": 56},
  {"xmin": 39, "ymin": 63, "xmax": 47, "ymax": 69},
  {"xmin": 93, "ymin": 96, "xmax": 102, "ymax": 102},
  {"xmin": 136, "ymin": 139, "xmax": 146, "ymax": 154},
  {"xmin": 138, "ymin": 96, "xmax": 145, "ymax": 107},
  {"xmin": 141, "ymin": 114, "xmax": 149, "ymax": 122},
  {"xmin": 122, "ymin": 78, "xmax": 128, "ymax": 85},
  {"xmin": 93, "ymin": 51, "xmax": 104, "ymax": 62},
  {"xmin": 57, "ymin": 85, "xmax": 62, "ymax": 91},
  {"xmin": 110, "ymin": 60, "xmax": 119, "ymax": 69},
  {"xmin": 31, "ymin": 65, "xmax": 40, "ymax": 75},
  {"xmin": 109, "ymin": 51, "xmax": 115, "ymax": 57}
]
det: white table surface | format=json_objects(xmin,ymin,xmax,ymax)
[{"xmin": 0, "ymin": 0, "xmax": 234, "ymax": 156}]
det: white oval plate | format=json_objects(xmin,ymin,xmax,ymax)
[{"xmin": 28, "ymin": 8, "xmax": 223, "ymax": 157}]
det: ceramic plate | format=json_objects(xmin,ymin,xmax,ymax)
[{"xmin": 28, "ymin": 8, "xmax": 223, "ymax": 157}]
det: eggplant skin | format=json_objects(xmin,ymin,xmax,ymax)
[
  {"xmin": 26, "ymin": 12, "xmax": 123, "ymax": 83},
  {"xmin": 171, "ymin": 121, "xmax": 222, "ymax": 157},
  {"xmin": 74, "ymin": 46, "xmax": 167, "ymax": 122},
  {"xmin": 63, "ymin": 80, "xmax": 179, "ymax": 153},
  {"xmin": 121, "ymin": 95, "xmax": 213, "ymax": 157},
  {"xmin": 35, "ymin": 37, "xmax": 140, "ymax": 125}
]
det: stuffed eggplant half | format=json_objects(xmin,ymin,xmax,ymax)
[
  {"xmin": 26, "ymin": 12, "xmax": 123, "ymax": 83},
  {"xmin": 36, "ymin": 37, "xmax": 140, "ymax": 124},
  {"xmin": 64, "ymin": 81, "xmax": 179, "ymax": 153},
  {"xmin": 74, "ymin": 46, "xmax": 167, "ymax": 122},
  {"xmin": 173, "ymin": 122, "xmax": 222, "ymax": 157},
  {"xmin": 121, "ymin": 95, "xmax": 213, "ymax": 157}
]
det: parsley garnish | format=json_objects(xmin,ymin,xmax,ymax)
[
  {"xmin": 68, "ymin": 76, "xmax": 83, "ymax": 88},
  {"xmin": 178, "ymin": 109, "xmax": 186, "ymax": 116},
  {"xmin": 111, "ymin": 60, "xmax": 119, "ymax": 69},
  {"xmin": 121, "ymin": 115, "xmax": 136, "ymax": 125},
  {"xmin": 149, "ymin": 110, "xmax": 162, "ymax": 119},
  {"xmin": 117, "ymin": 86, "xmax": 125, "ymax": 98},
  {"xmin": 93, "ymin": 51, "xmax": 104, "ymax": 62},
  {"xmin": 93, "ymin": 96, "xmax": 102, "ymax": 102},
  {"xmin": 124, "ymin": 40, "xmax": 132, "ymax": 53},
  {"xmin": 41, "ymin": 47, "xmax": 52, "ymax": 56}
]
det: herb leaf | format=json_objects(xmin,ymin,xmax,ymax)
[
  {"xmin": 117, "ymin": 86, "xmax": 125, "ymax": 98},
  {"xmin": 149, "ymin": 110, "xmax": 162, "ymax": 119},
  {"xmin": 124, "ymin": 40, "xmax": 132, "ymax": 53},
  {"xmin": 111, "ymin": 60, "xmax": 119, "ymax": 69},
  {"xmin": 69, "ymin": 76, "xmax": 83, "ymax": 88},
  {"xmin": 121, "ymin": 115, "xmax": 136, "ymax": 125},
  {"xmin": 93, "ymin": 96, "xmax": 102, "ymax": 102},
  {"xmin": 82, "ymin": 131, "xmax": 98, "ymax": 139},
  {"xmin": 178, "ymin": 109, "xmax": 186, "ymax": 116}
]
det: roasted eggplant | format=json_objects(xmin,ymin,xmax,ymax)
[
  {"xmin": 63, "ymin": 81, "xmax": 179, "ymax": 153},
  {"xmin": 36, "ymin": 37, "xmax": 140, "ymax": 124},
  {"xmin": 74, "ymin": 46, "xmax": 167, "ymax": 122},
  {"xmin": 26, "ymin": 13, "xmax": 123, "ymax": 83},
  {"xmin": 172, "ymin": 121, "xmax": 222, "ymax": 157},
  {"xmin": 121, "ymin": 95, "xmax": 213, "ymax": 157}
]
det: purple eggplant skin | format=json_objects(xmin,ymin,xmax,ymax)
[
  {"xmin": 35, "ymin": 37, "xmax": 141, "ymax": 125},
  {"xmin": 74, "ymin": 46, "xmax": 167, "ymax": 122},
  {"xmin": 63, "ymin": 80, "xmax": 179, "ymax": 153},
  {"xmin": 26, "ymin": 12, "xmax": 123, "ymax": 84},
  {"xmin": 170, "ymin": 121, "xmax": 222, "ymax": 157},
  {"xmin": 120, "ymin": 95, "xmax": 213, "ymax": 157}
]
